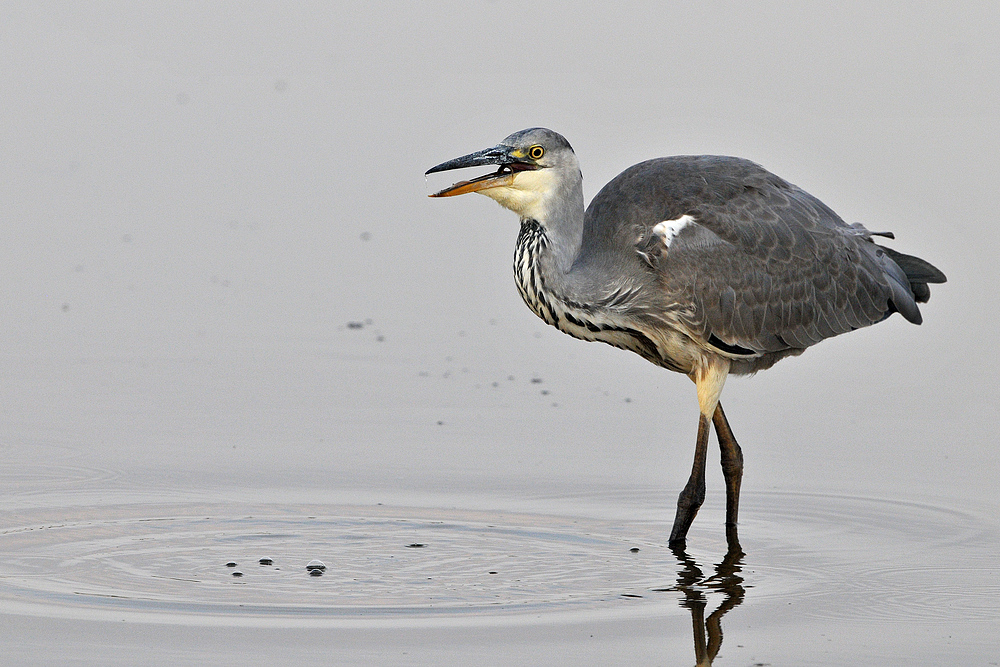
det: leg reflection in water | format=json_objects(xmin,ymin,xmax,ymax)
[{"xmin": 657, "ymin": 541, "xmax": 746, "ymax": 666}]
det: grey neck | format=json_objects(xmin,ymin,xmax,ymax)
[{"xmin": 534, "ymin": 173, "xmax": 585, "ymax": 280}]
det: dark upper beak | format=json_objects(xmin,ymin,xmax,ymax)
[{"xmin": 425, "ymin": 145, "xmax": 537, "ymax": 197}]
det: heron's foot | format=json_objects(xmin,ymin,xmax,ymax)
[
  {"xmin": 669, "ymin": 480, "xmax": 706, "ymax": 547},
  {"xmin": 724, "ymin": 524, "xmax": 743, "ymax": 557}
]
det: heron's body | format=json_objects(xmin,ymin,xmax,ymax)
[{"xmin": 427, "ymin": 128, "xmax": 945, "ymax": 549}]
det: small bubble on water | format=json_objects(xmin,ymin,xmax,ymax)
[
  {"xmin": 232, "ymin": 571, "xmax": 243, "ymax": 578},
  {"xmin": 405, "ymin": 543, "xmax": 425, "ymax": 548},
  {"xmin": 225, "ymin": 562, "xmax": 237, "ymax": 568},
  {"xmin": 259, "ymin": 558, "xmax": 274, "ymax": 565},
  {"xmin": 629, "ymin": 547, "xmax": 640, "ymax": 553},
  {"xmin": 309, "ymin": 569, "xmax": 324, "ymax": 577},
  {"xmin": 305, "ymin": 559, "xmax": 326, "ymax": 571}
]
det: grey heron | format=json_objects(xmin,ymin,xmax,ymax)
[{"xmin": 426, "ymin": 128, "xmax": 946, "ymax": 548}]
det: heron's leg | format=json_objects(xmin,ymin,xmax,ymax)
[
  {"xmin": 713, "ymin": 403, "xmax": 743, "ymax": 531},
  {"xmin": 669, "ymin": 412, "xmax": 710, "ymax": 547}
]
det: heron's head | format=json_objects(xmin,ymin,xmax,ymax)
[{"xmin": 426, "ymin": 128, "xmax": 581, "ymax": 221}]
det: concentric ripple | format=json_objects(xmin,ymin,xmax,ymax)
[
  {"xmin": 0, "ymin": 503, "xmax": 677, "ymax": 624},
  {"xmin": 0, "ymin": 492, "xmax": 996, "ymax": 627},
  {"xmin": 738, "ymin": 492, "xmax": 1000, "ymax": 622}
]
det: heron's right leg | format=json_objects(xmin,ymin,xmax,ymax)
[
  {"xmin": 713, "ymin": 402, "xmax": 743, "ymax": 548},
  {"xmin": 669, "ymin": 413, "xmax": 710, "ymax": 547}
]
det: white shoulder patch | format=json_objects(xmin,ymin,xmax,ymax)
[{"xmin": 652, "ymin": 215, "xmax": 695, "ymax": 248}]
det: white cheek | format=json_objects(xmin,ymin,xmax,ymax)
[
  {"xmin": 479, "ymin": 170, "xmax": 556, "ymax": 220},
  {"xmin": 652, "ymin": 214, "xmax": 695, "ymax": 247}
]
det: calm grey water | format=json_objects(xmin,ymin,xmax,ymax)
[{"xmin": 2, "ymin": 4, "xmax": 998, "ymax": 665}]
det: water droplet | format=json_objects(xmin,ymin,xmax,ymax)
[
  {"xmin": 225, "ymin": 562, "xmax": 237, "ymax": 568},
  {"xmin": 629, "ymin": 547, "xmax": 640, "ymax": 553},
  {"xmin": 305, "ymin": 559, "xmax": 326, "ymax": 571},
  {"xmin": 232, "ymin": 571, "xmax": 243, "ymax": 578},
  {"xmin": 259, "ymin": 558, "xmax": 273, "ymax": 565},
  {"xmin": 309, "ymin": 569, "xmax": 323, "ymax": 577}
]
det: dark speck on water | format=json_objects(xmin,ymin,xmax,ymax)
[
  {"xmin": 309, "ymin": 569, "xmax": 323, "ymax": 577},
  {"xmin": 530, "ymin": 378, "xmax": 543, "ymax": 384},
  {"xmin": 405, "ymin": 543, "xmax": 426, "ymax": 548},
  {"xmin": 346, "ymin": 322, "xmax": 364, "ymax": 329}
]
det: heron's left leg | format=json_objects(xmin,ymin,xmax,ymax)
[{"xmin": 669, "ymin": 413, "xmax": 710, "ymax": 547}]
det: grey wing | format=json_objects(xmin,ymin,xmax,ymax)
[{"xmin": 630, "ymin": 162, "xmax": 921, "ymax": 359}]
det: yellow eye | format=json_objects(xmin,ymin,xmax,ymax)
[{"xmin": 528, "ymin": 145, "xmax": 544, "ymax": 160}]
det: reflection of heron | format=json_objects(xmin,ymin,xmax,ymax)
[
  {"xmin": 427, "ymin": 128, "xmax": 946, "ymax": 547},
  {"xmin": 661, "ymin": 545, "xmax": 746, "ymax": 666}
]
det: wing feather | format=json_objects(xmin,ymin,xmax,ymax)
[{"xmin": 586, "ymin": 156, "xmax": 923, "ymax": 360}]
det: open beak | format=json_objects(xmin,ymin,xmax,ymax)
[{"xmin": 425, "ymin": 145, "xmax": 538, "ymax": 197}]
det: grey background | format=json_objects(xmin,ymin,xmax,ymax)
[{"xmin": 1, "ymin": 2, "xmax": 997, "ymax": 664}]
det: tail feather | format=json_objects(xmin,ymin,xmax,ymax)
[{"xmin": 878, "ymin": 246, "xmax": 947, "ymax": 304}]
